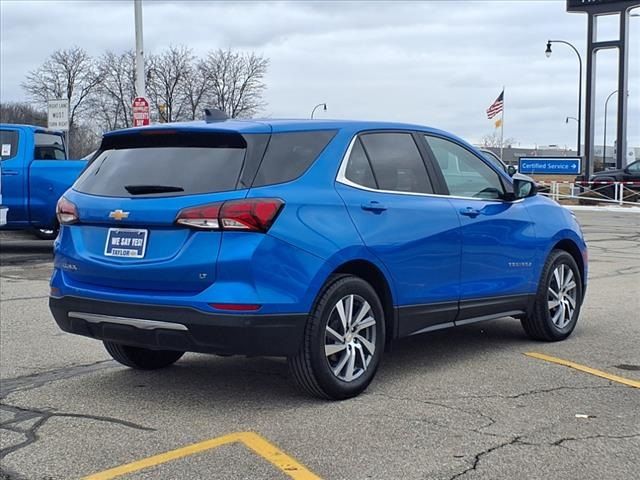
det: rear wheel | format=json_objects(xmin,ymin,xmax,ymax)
[
  {"xmin": 103, "ymin": 341, "xmax": 184, "ymax": 369},
  {"xmin": 521, "ymin": 250, "xmax": 583, "ymax": 341},
  {"xmin": 288, "ymin": 275, "xmax": 385, "ymax": 400}
]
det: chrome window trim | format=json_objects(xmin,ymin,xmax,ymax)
[{"xmin": 335, "ymin": 134, "xmax": 521, "ymax": 204}]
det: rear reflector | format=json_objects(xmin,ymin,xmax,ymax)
[
  {"xmin": 176, "ymin": 198, "xmax": 283, "ymax": 232},
  {"xmin": 210, "ymin": 303, "xmax": 262, "ymax": 311},
  {"xmin": 56, "ymin": 197, "xmax": 78, "ymax": 225}
]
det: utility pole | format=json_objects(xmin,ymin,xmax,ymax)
[
  {"xmin": 134, "ymin": 0, "xmax": 145, "ymax": 98},
  {"xmin": 132, "ymin": 0, "xmax": 150, "ymax": 126}
]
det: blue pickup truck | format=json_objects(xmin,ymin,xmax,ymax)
[{"xmin": 0, "ymin": 124, "xmax": 86, "ymax": 239}]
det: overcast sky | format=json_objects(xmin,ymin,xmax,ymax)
[{"xmin": 1, "ymin": 0, "xmax": 638, "ymax": 148}]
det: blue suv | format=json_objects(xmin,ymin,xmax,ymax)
[{"xmin": 50, "ymin": 115, "xmax": 587, "ymax": 399}]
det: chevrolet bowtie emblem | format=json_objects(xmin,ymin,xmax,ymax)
[{"xmin": 109, "ymin": 209, "xmax": 130, "ymax": 221}]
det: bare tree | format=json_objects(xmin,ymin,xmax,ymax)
[
  {"xmin": 0, "ymin": 102, "xmax": 47, "ymax": 126},
  {"xmin": 183, "ymin": 58, "xmax": 213, "ymax": 120},
  {"xmin": 93, "ymin": 50, "xmax": 137, "ymax": 130},
  {"xmin": 481, "ymin": 132, "xmax": 516, "ymax": 149},
  {"xmin": 22, "ymin": 47, "xmax": 101, "ymax": 130},
  {"xmin": 19, "ymin": 45, "xmax": 270, "ymax": 136},
  {"xmin": 68, "ymin": 124, "xmax": 101, "ymax": 158},
  {"xmin": 203, "ymin": 49, "xmax": 268, "ymax": 118},
  {"xmin": 146, "ymin": 45, "xmax": 193, "ymax": 123}
]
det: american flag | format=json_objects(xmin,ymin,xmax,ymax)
[{"xmin": 486, "ymin": 91, "xmax": 504, "ymax": 119}]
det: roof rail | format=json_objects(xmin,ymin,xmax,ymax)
[{"xmin": 204, "ymin": 108, "xmax": 229, "ymax": 123}]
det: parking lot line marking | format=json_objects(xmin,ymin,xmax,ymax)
[
  {"xmin": 525, "ymin": 352, "xmax": 640, "ymax": 389},
  {"xmin": 82, "ymin": 431, "xmax": 321, "ymax": 480}
]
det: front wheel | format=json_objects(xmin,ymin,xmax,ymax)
[
  {"xmin": 288, "ymin": 275, "xmax": 385, "ymax": 400},
  {"xmin": 104, "ymin": 341, "xmax": 184, "ymax": 370},
  {"xmin": 521, "ymin": 250, "xmax": 583, "ymax": 341}
]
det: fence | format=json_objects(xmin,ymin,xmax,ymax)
[{"xmin": 536, "ymin": 180, "xmax": 640, "ymax": 206}]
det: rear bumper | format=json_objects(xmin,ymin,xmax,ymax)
[{"xmin": 49, "ymin": 296, "xmax": 307, "ymax": 357}]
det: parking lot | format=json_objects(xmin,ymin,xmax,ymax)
[{"xmin": 0, "ymin": 208, "xmax": 638, "ymax": 480}]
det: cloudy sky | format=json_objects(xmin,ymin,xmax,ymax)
[{"xmin": 1, "ymin": 0, "xmax": 639, "ymax": 148}]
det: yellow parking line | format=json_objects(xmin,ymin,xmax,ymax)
[
  {"xmin": 83, "ymin": 431, "xmax": 322, "ymax": 480},
  {"xmin": 525, "ymin": 352, "xmax": 640, "ymax": 389}
]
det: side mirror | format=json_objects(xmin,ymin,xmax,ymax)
[
  {"xmin": 512, "ymin": 173, "xmax": 537, "ymax": 199},
  {"xmin": 507, "ymin": 165, "xmax": 517, "ymax": 177}
]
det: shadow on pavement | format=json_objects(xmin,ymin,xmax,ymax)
[{"xmin": 51, "ymin": 318, "xmax": 539, "ymax": 410}]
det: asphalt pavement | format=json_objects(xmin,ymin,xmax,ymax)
[{"xmin": 0, "ymin": 209, "xmax": 638, "ymax": 480}]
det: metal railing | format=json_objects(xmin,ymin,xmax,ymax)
[{"xmin": 536, "ymin": 180, "xmax": 640, "ymax": 206}]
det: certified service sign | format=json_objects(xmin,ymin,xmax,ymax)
[{"xmin": 518, "ymin": 157, "xmax": 581, "ymax": 175}]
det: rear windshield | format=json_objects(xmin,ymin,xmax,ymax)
[
  {"xmin": 74, "ymin": 132, "xmax": 246, "ymax": 197},
  {"xmin": 34, "ymin": 132, "xmax": 66, "ymax": 160}
]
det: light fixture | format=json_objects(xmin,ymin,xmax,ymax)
[{"xmin": 545, "ymin": 41, "xmax": 552, "ymax": 58}]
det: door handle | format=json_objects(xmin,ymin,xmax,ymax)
[
  {"xmin": 459, "ymin": 207, "xmax": 481, "ymax": 218},
  {"xmin": 361, "ymin": 201, "xmax": 387, "ymax": 212}
]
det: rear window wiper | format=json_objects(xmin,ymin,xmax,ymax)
[{"xmin": 124, "ymin": 184, "xmax": 185, "ymax": 195}]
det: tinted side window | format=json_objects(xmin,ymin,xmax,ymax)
[
  {"xmin": 360, "ymin": 133, "xmax": 432, "ymax": 194},
  {"xmin": 0, "ymin": 130, "xmax": 19, "ymax": 160},
  {"xmin": 345, "ymin": 138, "xmax": 377, "ymax": 189},
  {"xmin": 425, "ymin": 136, "xmax": 504, "ymax": 199},
  {"xmin": 252, "ymin": 130, "xmax": 337, "ymax": 187},
  {"xmin": 34, "ymin": 133, "xmax": 66, "ymax": 160},
  {"xmin": 628, "ymin": 161, "xmax": 640, "ymax": 173}
]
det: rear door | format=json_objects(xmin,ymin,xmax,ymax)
[
  {"xmin": 0, "ymin": 128, "xmax": 26, "ymax": 224},
  {"xmin": 29, "ymin": 131, "xmax": 86, "ymax": 227},
  {"xmin": 336, "ymin": 132, "xmax": 461, "ymax": 336},
  {"xmin": 423, "ymin": 135, "xmax": 538, "ymax": 323},
  {"xmin": 60, "ymin": 130, "xmax": 262, "ymax": 293}
]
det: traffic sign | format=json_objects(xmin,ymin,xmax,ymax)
[
  {"xmin": 132, "ymin": 97, "xmax": 150, "ymax": 127},
  {"xmin": 518, "ymin": 157, "xmax": 581, "ymax": 175},
  {"xmin": 47, "ymin": 99, "xmax": 69, "ymax": 131}
]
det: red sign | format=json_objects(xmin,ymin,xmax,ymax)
[{"xmin": 132, "ymin": 97, "xmax": 150, "ymax": 127}]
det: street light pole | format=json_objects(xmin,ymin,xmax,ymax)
[
  {"xmin": 134, "ymin": 0, "xmax": 146, "ymax": 98},
  {"xmin": 603, "ymin": 90, "xmax": 618, "ymax": 168},
  {"xmin": 546, "ymin": 40, "xmax": 583, "ymax": 157},
  {"xmin": 310, "ymin": 103, "xmax": 327, "ymax": 119}
]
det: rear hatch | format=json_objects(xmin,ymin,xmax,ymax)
[{"xmin": 60, "ymin": 129, "xmax": 260, "ymax": 293}]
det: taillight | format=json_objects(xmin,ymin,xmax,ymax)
[
  {"xmin": 175, "ymin": 198, "xmax": 284, "ymax": 233},
  {"xmin": 176, "ymin": 204, "xmax": 221, "ymax": 229},
  {"xmin": 56, "ymin": 197, "xmax": 78, "ymax": 225}
]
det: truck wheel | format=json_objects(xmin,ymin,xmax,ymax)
[
  {"xmin": 33, "ymin": 225, "xmax": 59, "ymax": 240},
  {"xmin": 288, "ymin": 275, "xmax": 385, "ymax": 400},
  {"xmin": 103, "ymin": 341, "xmax": 184, "ymax": 369}
]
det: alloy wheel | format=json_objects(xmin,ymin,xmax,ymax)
[
  {"xmin": 548, "ymin": 263, "xmax": 578, "ymax": 329},
  {"xmin": 324, "ymin": 294, "xmax": 377, "ymax": 382}
]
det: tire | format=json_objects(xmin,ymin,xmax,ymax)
[
  {"xmin": 33, "ymin": 225, "xmax": 59, "ymax": 240},
  {"xmin": 288, "ymin": 274, "xmax": 385, "ymax": 400},
  {"xmin": 103, "ymin": 341, "xmax": 184, "ymax": 369},
  {"xmin": 521, "ymin": 250, "xmax": 583, "ymax": 342}
]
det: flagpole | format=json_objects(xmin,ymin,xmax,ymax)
[{"xmin": 500, "ymin": 86, "xmax": 505, "ymax": 161}]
